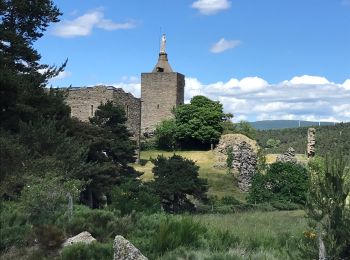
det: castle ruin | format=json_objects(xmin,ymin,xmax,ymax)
[{"xmin": 65, "ymin": 34, "xmax": 185, "ymax": 139}]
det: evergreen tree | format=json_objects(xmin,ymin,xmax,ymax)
[
  {"xmin": 151, "ymin": 154, "xmax": 208, "ymax": 213},
  {"xmin": 0, "ymin": 0, "xmax": 69, "ymax": 131},
  {"xmin": 301, "ymin": 156, "xmax": 350, "ymax": 259},
  {"xmin": 68, "ymin": 101, "xmax": 140, "ymax": 208}
]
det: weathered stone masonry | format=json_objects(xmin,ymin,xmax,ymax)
[
  {"xmin": 141, "ymin": 71, "xmax": 184, "ymax": 133},
  {"xmin": 65, "ymin": 85, "xmax": 141, "ymax": 140}
]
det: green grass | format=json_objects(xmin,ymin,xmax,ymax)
[
  {"xmin": 194, "ymin": 210, "xmax": 306, "ymax": 246},
  {"xmin": 133, "ymin": 150, "xmax": 246, "ymax": 201},
  {"xmin": 154, "ymin": 210, "xmax": 307, "ymax": 259}
]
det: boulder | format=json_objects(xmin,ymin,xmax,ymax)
[
  {"xmin": 276, "ymin": 147, "xmax": 297, "ymax": 164},
  {"xmin": 113, "ymin": 235, "xmax": 148, "ymax": 260},
  {"xmin": 63, "ymin": 231, "xmax": 96, "ymax": 247}
]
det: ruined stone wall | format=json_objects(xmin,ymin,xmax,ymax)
[
  {"xmin": 66, "ymin": 86, "xmax": 115, "ymax": 122},
  {"xmin": 141, "ymin": 72, "xmax": 185, "ymax": 133},
  {"xmin": 65, "ymin": 86, "xmax": 141, "ymax": 140},
  {"xmin": 112, "ymin": 88, "xmax": 141, "ymax": 140}
]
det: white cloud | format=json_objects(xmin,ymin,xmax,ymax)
[
  {"xmin": 53, "ymin": 10, "xmax": 136, "ymax": 38},
  {"xmin": 192, "ymin": 0, "xmax": 231, "ymax": 15},
  {"xmin": 184, "ymin": 75, "xmax": 350, "ymax": 122},
  {"xmin": 210, "ymin": 38, "xmax": 241, "ymax": 53},
  {"xmin": 342, "ymin": 79, "xmax": 350, "ymax": 90},
  {"xmin": 288, "ymin": 75, "xmax": 330, "ymax": 85},
  {"xmin": 38, "ymin": 69, "xmax": 72, "ymax": 80}
]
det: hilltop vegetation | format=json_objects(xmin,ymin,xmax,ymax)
[
  {"xmin": 251, "ymin": 120, "xmax": 335, "ymax": 130},
  {"xmin": 256, "ymin": 122, "xmax": 350, "ymax": 156}
]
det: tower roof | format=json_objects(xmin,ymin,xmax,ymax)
[{"xmin": 152, "ymin": 34, "xmax": 173, "ymax": 72}]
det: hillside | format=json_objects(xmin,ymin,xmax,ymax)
[
  {"xmin": 256, "ymin": 122, "xmax": 350, "ymax": 156},
  {"xmin": 133, "ymin": 150, "xmax": 246, "ymax": 201},
  {"xmin": 250, "ymin": 120, "xmax": 336, "ymax": 130}
]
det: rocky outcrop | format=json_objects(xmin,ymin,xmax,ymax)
[
  {"xmin": 307, "ymin": 128, "xmax": 316, "ymax": 158},
  {"xmin": 214, "ymin": 134, "xmax": 258, "ymax": 192},
  {"xmin": 113, "ymin": 235, "xmax": 148, "ymax": 260},
  {"xmin": 63, "ymin": 231, "xmax": 96, "ymax": 247},
  {"xmin": 276, "ymin": 147, "xmax": 297, "ymax": 164}
]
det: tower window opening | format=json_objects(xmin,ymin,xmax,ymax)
[
  {"xmin": 156, "ymin": 67, "xmax": 164, "ymax": 72},
  {"xmin": 90, "ymin": 105, "xmax": 94, "ymax": 116},
  {"xmin": 157, "ymin": 104, "xmax": 160, "ymax": 109}
]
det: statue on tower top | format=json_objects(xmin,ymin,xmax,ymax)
[{"xmin": 160, "ymin": 33, "xmax": 166, "ymax": 54}]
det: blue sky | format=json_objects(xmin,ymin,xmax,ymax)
[{"xmin": 36, "ymin": 0, "xmax": 350, "ymax": 122}]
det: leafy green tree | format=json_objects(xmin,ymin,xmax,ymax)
[
  {"xmin": 151, "ymin": 154, "xmax": 208, "ymax": 213},
  {"xmin": 21, "ymin": 175, "xmax": 82, "ymax": 225},
  {"xmin": 248, "ymin": 162, "xmax": 308, "ymax": 204},
  {"xmin": 266, "ymin": 138, "xmax": 281, "ymax": 148},
  {"xmin": 300, "ymin": 156, "xmax": 350, "ymax": 259},
  {"xmin": 174, "ymin": 96, "xmax": 225, "ymax": 148},
  {"xmin": 234, "ymin": 121, "xmax": 257, "ymax": 140},
  {"xmin": 154, "ymin": 119, "xmax": 177, "ymax": 150}
]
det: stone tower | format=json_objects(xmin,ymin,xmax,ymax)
[{"xmin": 141, "ymin": 34, "xmax": 185, "ymax": 134}]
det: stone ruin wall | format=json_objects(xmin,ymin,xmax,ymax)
[
  {"xmin": 141, "ymin": 72, "xmax": 185, "ymax": 134},
  {"xmin": 65, "ymin": 86, "xmax": 141, "ymax": 140},
  {"xmin": 307, "ymin": 128, "xmax": 316, "ymax": 158}
]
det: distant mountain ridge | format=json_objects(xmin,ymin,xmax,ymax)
[{"xmin": 250, "ymin": 120, "xmax": 336, "ymax": 130}]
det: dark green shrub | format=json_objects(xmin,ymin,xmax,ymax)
[
  {"xmin": 248, "ymin": 162, "xmax": 308, "ymax": 205},
  {"xmin": 220, "ymin": 196, "xmax": 241, "ymax": 206},
  {"xmin": 61, "ymin": 242, "xmax": 113, "ymax": 260},
  {"xmin": 0, "ymin": 202, "xmax": 32, "ymax": 251},
  {"xmin": 270, "ymin": 200, "xmax": 300, "ymax": 210},
  {"xmin": 109, "ymin": 182, "xmax": 160, "ymax": 215},
  {"xmin": 140, "ymin": 138, "xmax": 157, "ymax": 150},
  {"xmin": 34, "ymin": 224, "xmax": 65, "ymax": 252}
]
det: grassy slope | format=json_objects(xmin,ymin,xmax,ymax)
[
  {"xmin": 133, "ymin": 150, "xmax": 246, "ymax": 201},
  {"xmin": 156, "ymin": 210, "xmax": 306, "ymax": 259},
  {"xmin": 133, "ymin": 150, "xmax": 308, "ymax": 201}
]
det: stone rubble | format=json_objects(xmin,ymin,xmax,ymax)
[
  {"xmin": 214, "ymin": 134, "xmax": 258, "ymax": 192},
  {"xmin": 307, "ymin": 128, "xmax": 316, "ymax": 158},
  {"xmin": 276, "ymin": 147, "xmax": 297, "ymax": 164}
]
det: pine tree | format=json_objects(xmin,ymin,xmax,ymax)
[
  {"xmin": 0, "ymin": 0, "xmax": 69, "ymax": 131},
  {"xmin": 302, "ymin": 156, "xmax": 350, "ymax": 259},
  {"xmin": 151, "ymin": 154, "xmax": 208, "ymax": 213}
]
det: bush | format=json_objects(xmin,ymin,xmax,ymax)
[
  {"xmin": 270, "ymin": 200, "xmax": 300, "ymax": 210},
  {"xmin": 108, "ymin": 182, "xmax": 160, "ymax": 215},
  {"xmin": 0, "ymin": 202, "xmax": 32, "ymax": 251},
  {"xmin": 248, "ymin": 162, "xmax": 308, "ymax": 205},
  {"xmin": 61, "ymin": 242, "xmax": 113, "ymax": 260}
]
